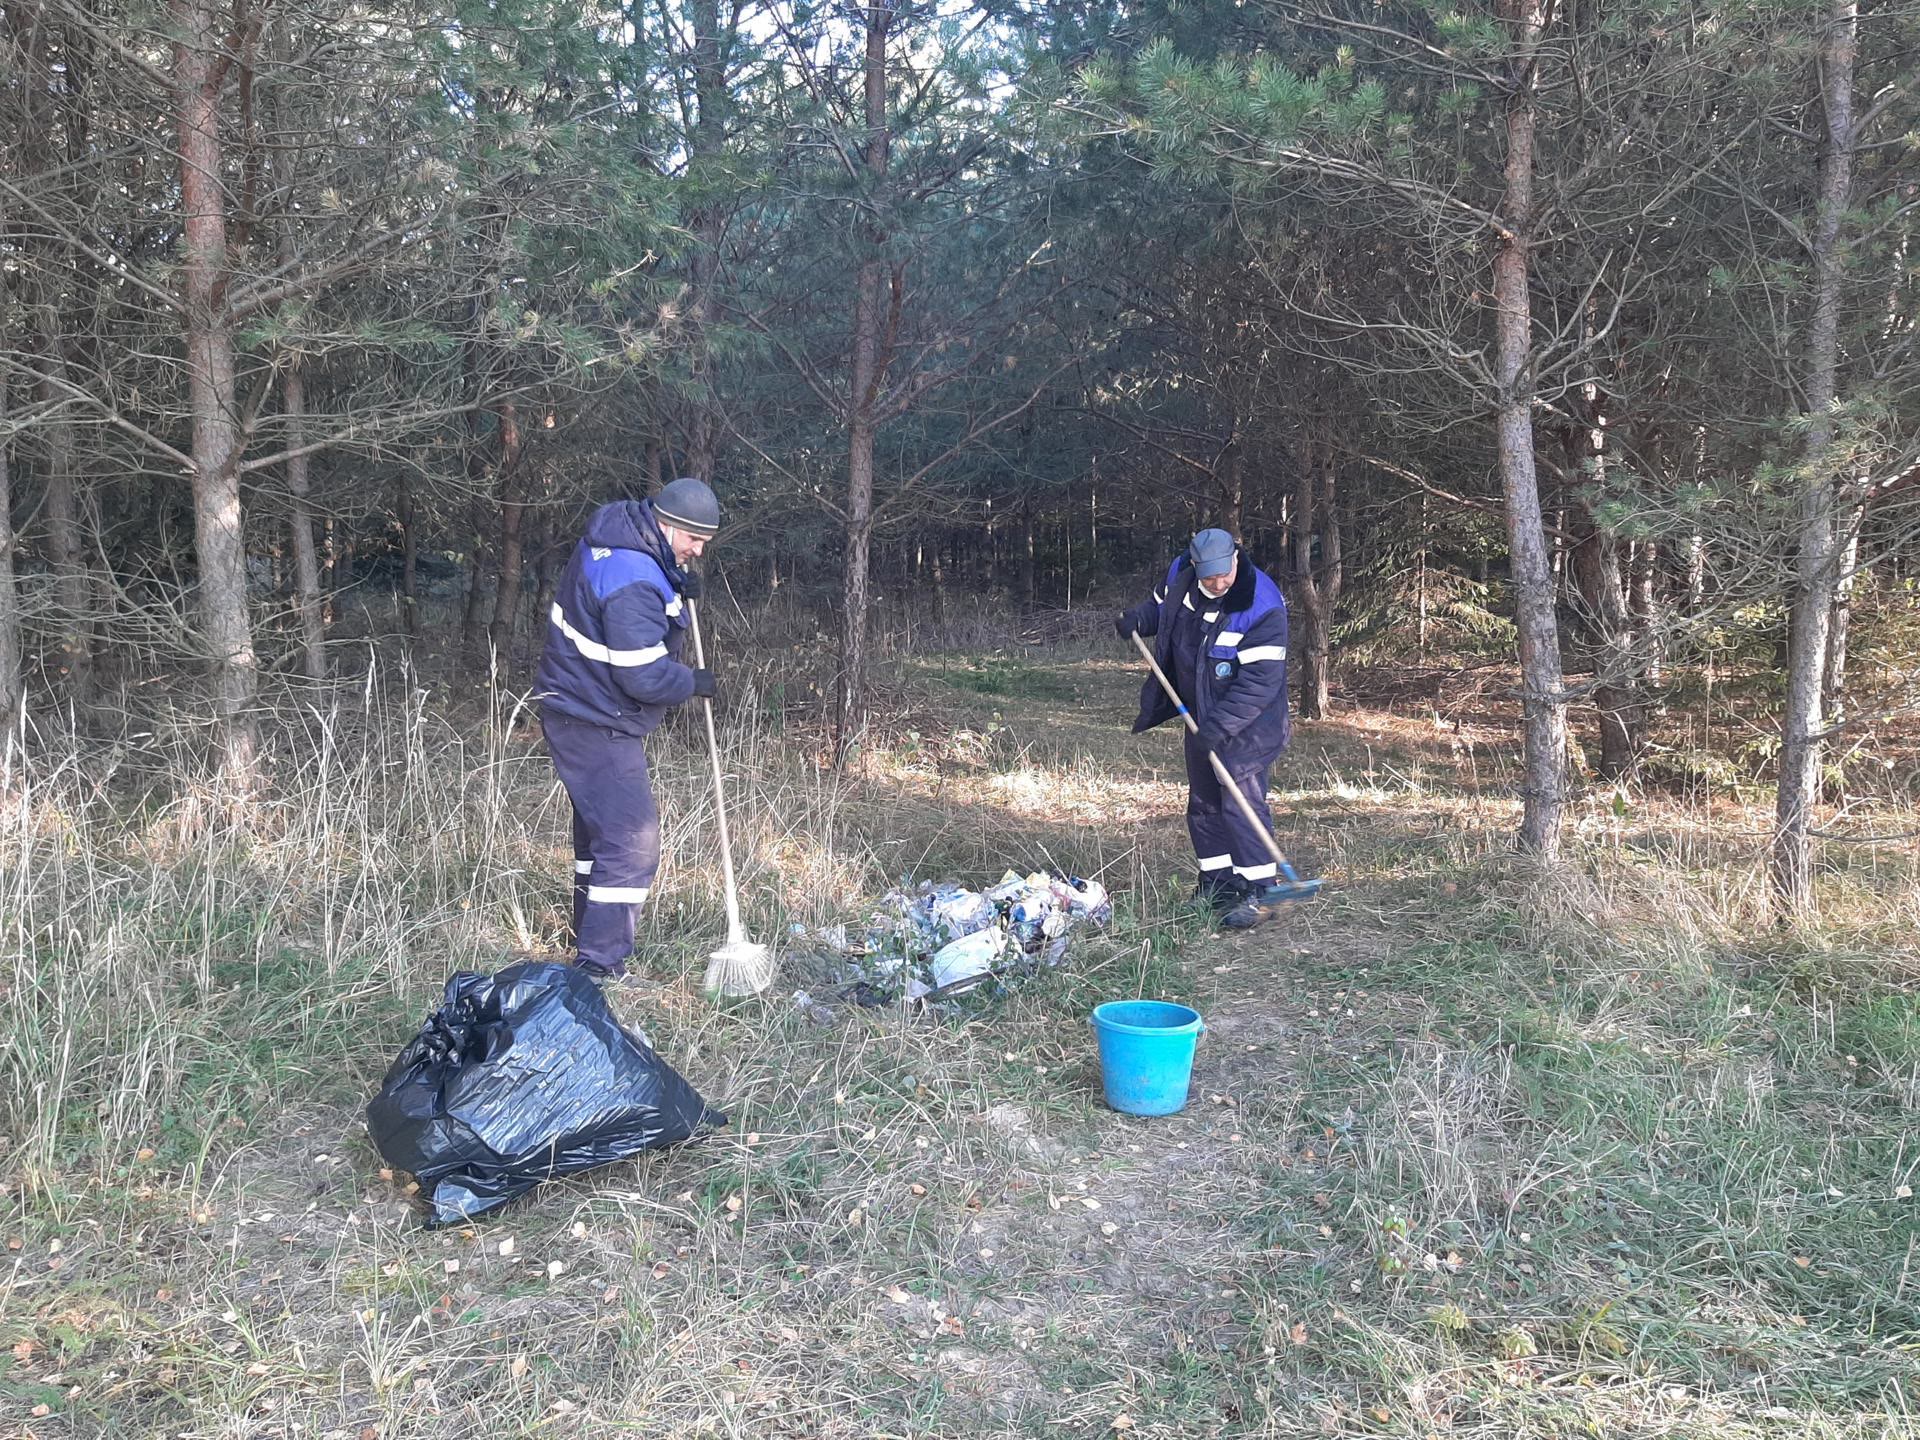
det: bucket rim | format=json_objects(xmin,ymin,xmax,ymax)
[{"xmin": 1090, "ymin": 999, "xmax": 1204, "ymax": 1036}]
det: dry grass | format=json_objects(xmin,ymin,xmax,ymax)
[{"xmin": 2, "ymin": 636, "xmax": 1917, "ymax": 1438}]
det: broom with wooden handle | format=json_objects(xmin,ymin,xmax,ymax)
[
  {"xmin": 687, "ymin": 596, "xmax": 777, "ymax": 997},
  {"xmin": 1129, "ymin": 629, "xmax": 1321, "ymax": 904}
]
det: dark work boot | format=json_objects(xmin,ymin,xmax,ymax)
[
  {"xmin": 1192, "ymin": 873, "xmax": 1244, "ymax": 918},
  {"xmin": 1219, "ymin": 893, "xmax": 1276, "ymax": 930}
]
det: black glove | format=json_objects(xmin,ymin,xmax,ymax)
[
  {"xmin": 1114, "ymin": 614, "xmax": 1134, "ymax": 641},
  {"xmin": 678, "ymin": 568, "xmax": 703, "ymax": 601},
  {"xmin": 689, "ymin": 667, "xmax": 718, "ymax": 700}
]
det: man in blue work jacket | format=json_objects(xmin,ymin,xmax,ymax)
[
  {"xmin": 535, "ymin": 477, "xmax": 720, "ymax": 979},
  {"xmin": 1118, "ymin": 528, "xmax": 1293, "ymax": 930}
]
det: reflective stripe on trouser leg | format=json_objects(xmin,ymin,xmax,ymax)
[
  {"xmin": 1184, "ymin": 730, "xmax": 1237, "ymax": 898},
  {"xmin": 544, "ymin": 716, "xmax": 662, "ymax": 973},
  {"xmin": 1219, "ymin": 755, "xmax": 1277, "ymax": 888},
  {"xmin": 571, "ymin": 814, "xmax": 593, "ymax": 942}
]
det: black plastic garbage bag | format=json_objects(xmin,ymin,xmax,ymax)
[{"xmin": 366, "ymin": 961, "xmax": 726, "ymax": 1225}]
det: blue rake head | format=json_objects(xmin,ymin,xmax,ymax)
[
  {"xmin": 1264, "ymin": 874, "xmax": 1323, "ymax": 904},
  {"xmin": 1259, "ymin": 867, "xmax": 1320, "ymax": 902}
]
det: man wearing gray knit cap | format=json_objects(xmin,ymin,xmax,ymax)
[{"xmin": 534, "ymin": 477, "xmax": 721, "ymax": 980}]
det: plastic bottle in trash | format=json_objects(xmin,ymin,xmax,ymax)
[{"xmin": 1009, "ymin": 897, "xmax": 1052, "ymax": 949}]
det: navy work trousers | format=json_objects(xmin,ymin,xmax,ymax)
[
  {"xmin": 1184, "ymin": 730, "xmax": 1279, "ymax": 899},
  {"xmin": 542, "ymin": 714, "xmax": 662, "ymax": 976}
]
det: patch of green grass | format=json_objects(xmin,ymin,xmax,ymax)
[{"xmin": 917, "ymin": 653, "xmax": 1082, "ymax": 703}]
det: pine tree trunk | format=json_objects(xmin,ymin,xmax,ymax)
[
  {"xmin": 283, "ymin": 356, "xmax": 326, "ymax": 682},
  {"xmin": 1019, "ymin": 500, "xmax": 1036, "ymax": 610},
  {"xmin": 1291, "ymin": 428, "xmax": 1341, "ymax": 721},
  {"xmin": 461, "ymin": 512, "xmax": 488, "ymax": 658},
  {"xmin": 1493, "ymin": 0, "xmax": 1567, "ymax": 856},
  {"xmin": 1772, "ymin": 0, "xmax": 1857, "ymax": 916},
  {"xmin": 321, "ymin": 516, "xmax": 337, "ymax": 627},
  {"xmin": 1216, "ymin": 442, "xmax": 1243, "ymax": 536},
  {"xmin": 530, "ymin": 528, "xmax": 558, "ymax": 672},
  {"xmin": 488, "ymin": 400, "xmax": 525, "ymax": 660},
  {"xmin": 683, "ymin": 0, "xmax": 725, "ymax": 481},
  {"xmin": 839, "ymin": 405, "xmax": 877, "ymax": 760},
  {"xmin": 1823, "ymin": 522, "xmax": 1860, "ymax": 721},
  {"xmin": 1631, "ymin": 540, "xmax": 1662, "ymax": 685},
  {"xmin": 833, "ymin": 2, "xmax": 892, "ymax": 766},
  {"xmin": 37, "ymin": 360, "xmax": 90, "ymax": 699},
  {"xmin": 1570, "ymin": 508, "xmax": 1636, "ymax": 781},
  {"xmin": 176, "ymin": 0, "xmax": 259, "ymax": 786},
  {"xmin": 397, "ymin": 471, "xmax": 419, "ymax": 643},
  {"xmin": 0, "ymin": 367, "xmax": 19, "ymax": 732}
]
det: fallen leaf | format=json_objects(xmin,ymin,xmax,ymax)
[
  {"xmin": 1111, "ymin": 1414, "xmax": 1135, "ymax": 1432},
  {"xmin": 910, "ymin": 1183, "xmax": 927, "ymax": 1197},
  {"xmin": 1079, "ymin": 1198, "xmax": 1101, "ymax": 1211},
  {"xmin": 246, "ymin": 1361, "xmax": 269, "ymax": 1377},
  {"xmin": 1100, "ymin": 1222, "xmax": 1118, "ymax": 1236},
  {"xmin": 1289, "ymin": 1321, "xmax": 1309, "ymax": 1345},
  {"xmin": 1793, "ymin": 1256, "xmax": 1811, "ymax": 1269},
  {"xmin": 497, "ymin": 1237, "xmax": 516, "ymax": 1257},
  {"xmin": 1897, "ymin": 1184, "xmax": 1912, "ymax": 1200},
  {"xmin": 12, "ymin": 1339, "xmax": 35, "ymax": 1363},
  {"xmin": 444, "ymin": 1259, "xmax": 460, "ymax": 1275},
  {"xmin": 510, "ymin": 1355, "xmax": 529, "ymax": 1379},
  {"xmin": 378, "ymin": 1168, "xmax": 395, "ymax": 1183},
  {"xmin": 885, "ymin": 1285, "xmax": 913, "ymax": 1304},
  {"xmin": 571, "ymin": 1221, "xmax": 588, "ymax": 1239},
  {"xmin": 602, "ymin": 1286, "xmax": 620, "ymax": 1302},
  {"xmin": 546, "ymin": 1260, "xmax": 566, "ymax": 1278},
  {"xmin": 550, "ymin": 1398, "xmax": 576, "ymax": 1414},
  {"xmin": 846, "ymin": 1207, "xmax": 864, "ymax": 1228},
  {"xmin": 30, "ymin": 1405, "xmax": 51, "ymax": 1418},
  {"xmin": 135, "ymin": 1147, "xmax": 155, "ymax": 1162}
]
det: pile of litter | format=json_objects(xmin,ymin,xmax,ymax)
[{"xmin": 789, "ymin": 869, "xmax": 1112, "ymax": 1014}]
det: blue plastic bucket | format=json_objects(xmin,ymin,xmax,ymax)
[{"xmin": 1091, "ymin": 1001, "xmax": 1206, "ymax": 1116}]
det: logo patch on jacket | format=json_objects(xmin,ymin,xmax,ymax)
[{"xmin": 1215, "ymin": 660, "xmax": 1234, "ymax": 678}]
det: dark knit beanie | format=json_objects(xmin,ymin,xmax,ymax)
[{"xmin": 654, "ymin": 477, "xmax": 720, "ymax": 538}]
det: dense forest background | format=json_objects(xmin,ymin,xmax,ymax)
[{"xmin": 3, "ymin": 0, "xmax": 1918, "ymax": 914}]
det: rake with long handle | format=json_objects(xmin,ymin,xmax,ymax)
[
  {"xmin": 1129, "ymin": 629, "xmax": 1321, "ymax": 904},
  {"xmin": 688, "ymin": 596, "xmax": 776, "ymax": 996}
]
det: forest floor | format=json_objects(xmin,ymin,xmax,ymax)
[{"xmin": 3, "ymin": 645, "xmax": 1918, "ymax": 1439}]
